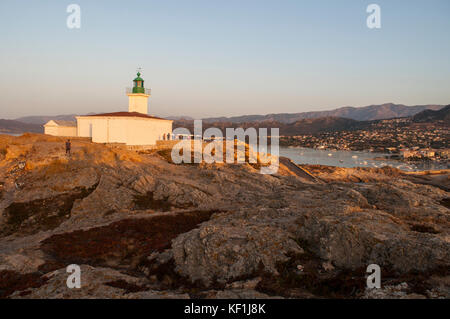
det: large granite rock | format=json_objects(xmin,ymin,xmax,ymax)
[{"xmin": 0, "ymin": 134, "xmax": 448, "ymax": 298}]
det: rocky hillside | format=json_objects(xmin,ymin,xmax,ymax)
[
  {"xmin": 0, "ymin": 134, "xmax": 448, "ymax": 299},
  {"xmin": 413, "ymin": 105, "xmax": 450, "ymax": 125},
  {"xmin": 0, "ymin": 120, "xmax": 42, "ymax": 134}
]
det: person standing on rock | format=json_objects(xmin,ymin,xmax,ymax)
[{"xmin": 65, "ymin": 139, "xmax": 71, "ymax": 156}]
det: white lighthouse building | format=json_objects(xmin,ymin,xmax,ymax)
[
  {"xmin": 126, "ymin": 72, "xmax": 151, "ymax": 114},
  {"xmin": 45, "ymin": 72, "xmax": 173, "ymax": 148}
]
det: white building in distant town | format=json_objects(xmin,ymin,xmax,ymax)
[
  {"xmin": 44, "ymin": 72, "xmax": 173, "ymax": 147},
  {"xmin": 43, "ymin": 120, "xmax": 77, "ymax": 137}
]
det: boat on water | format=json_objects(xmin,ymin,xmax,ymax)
[{"xmin": 279, "ymin": 147, "xmax": 448, "ymax": 172}]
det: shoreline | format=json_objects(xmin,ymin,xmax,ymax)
[{"xmin": 279, "ymin": 146, "xmax": 448, "ymax": 172}]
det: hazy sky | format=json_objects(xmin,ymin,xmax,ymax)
[{"xmin": 0, "ymin": 0, "xmax": 449, "ymax": 119}]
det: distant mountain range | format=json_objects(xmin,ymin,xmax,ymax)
[
  {"xmin": 174, "ymin": 116, "xmax": 363, "ymax": 136},
  {"xmin": 11, "ymin": 103, "xmax": 445, "ymax": 125},
  {"xmin": 165, "ymin": 115, "xmax": 195, "ymax": 121},
  {"xmin": 202, "ymin": 103, "xmax": 444, "ymax": 123},
  {"xmin": 0, "ymin": 103, "xmax": 447, "ymax": 135},
  {"xmin": 174, "ymin": 104, "xmax": 449, "ymax": 136},
  {"xmin": 0, "ymin": 119, "xmax": 42, "ymax": 134},
  {"xmin": 413, "ymin": 105, "xmax": 450, "ymax": 124},
  {"xmin": 15, "ymin": 114, "xmax": 79, "ymax": 125}
]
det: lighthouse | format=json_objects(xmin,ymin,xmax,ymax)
[
  {"xmin": 127, "ymin": 72, "xmax": 151, "ymax": 114},
  {"xmin": 64, "ymin": 70, "xmax": 173, "ymax": 147}
]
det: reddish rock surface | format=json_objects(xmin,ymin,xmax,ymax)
[{"xmin": 0, "ymin": 134, "xmax": 448, "ymax": 299}]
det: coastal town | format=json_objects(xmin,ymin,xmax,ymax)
[{"xmin": 280, "ymin": 117, "xmax": 449, "ymax": 165}]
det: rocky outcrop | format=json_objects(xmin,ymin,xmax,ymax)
[
  {"xmin": 172, "ymin": 208, "xmax": 304, "ymax": 285},
  {"xmin": 0, "ymin": 134, "xmax": 448, "ymax": 299},
  {"xmin": 10, "ymin": 265, "xmax": 190, "ymax": 299}
]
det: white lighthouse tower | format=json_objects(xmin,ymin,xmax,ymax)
[{"xmin": 127, "ymin": 71, "xmax": 151, "ymax": 114}]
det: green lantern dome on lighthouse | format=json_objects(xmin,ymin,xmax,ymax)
[{"xmin": 132, "ymin": 72, "xmax": 145, "ymax": 94}]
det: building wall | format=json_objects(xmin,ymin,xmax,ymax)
[
  {"xmin": 107, "ymin": 118, "xmax": 128, "ymax": 144},
  {"xmin": 44, "ymin": 125, "xmax": 77, "ymax": 137},
  {"xmin": 125, "ymin": 118, "xmax": 172, "ymax": 145},
  {"xmin": 76, "ymin": 116, "xmax": 172, "ymax": 146},
  {"xmin": 77, "ymin": 118, "xmax": 95, "ymax": 138},
  {"xmin": 44, "ymin": 126, "xmax": 58, "ymax": 136},
  {"xmin": 127, "ymin": 93, "xmax": 149, "ymax": 114}
]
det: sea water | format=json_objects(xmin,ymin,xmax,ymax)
[{"xmin": 278, "ymin": 147, "xmax": 447, "ymax": 172}]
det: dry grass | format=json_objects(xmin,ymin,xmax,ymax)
[
  {"xmin": 115, "ymin": 149, "xmax": 143, "ymax": 163},
  {"xmin": 0, "ymin": 136, "xmax": 7, "ymax": 156},
  {"xmin": 42, "ymin": 159, "xmax": 70, "ymax": 175}
]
